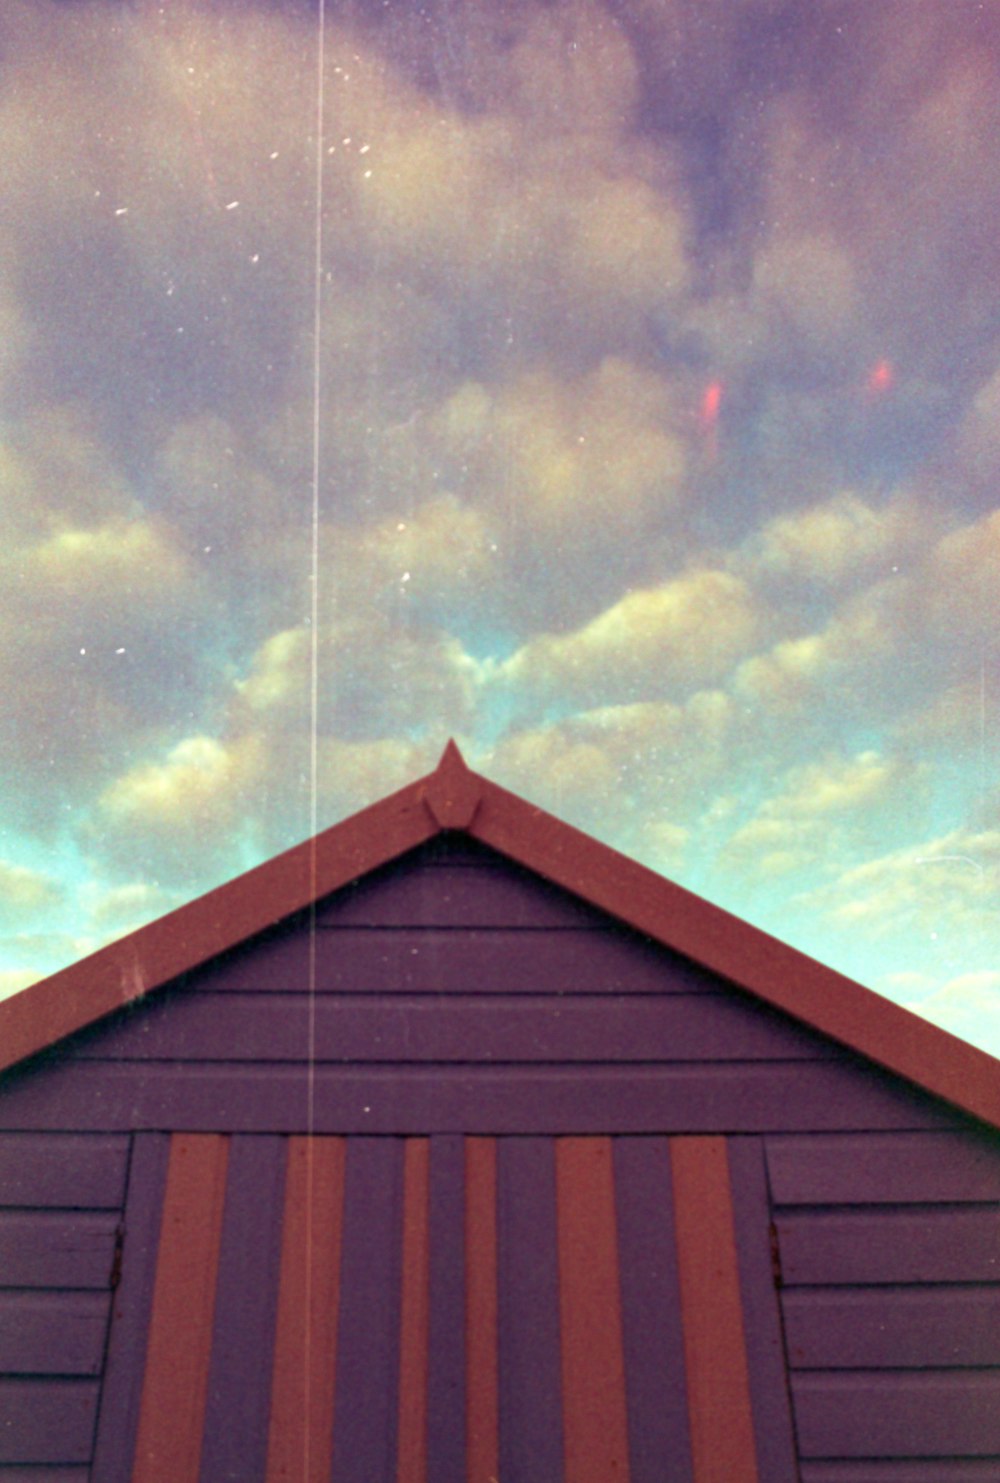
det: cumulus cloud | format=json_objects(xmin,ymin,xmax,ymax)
[{"xmin": 501, "ymin": 568, "xmax": 766, "ymax": 716}]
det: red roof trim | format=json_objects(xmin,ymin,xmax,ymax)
[{"xmin": 2, "ymin": 744, "xmax": 999, "ymax": 1129}]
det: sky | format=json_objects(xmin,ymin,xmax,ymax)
[{"xmin": 1, "ymin": 0, "xmax": 999, "ymax": 1055}]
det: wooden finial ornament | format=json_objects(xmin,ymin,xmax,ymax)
[{"xmin": 423, "ymin": 739, "xmax": 482, "ymax": 829}]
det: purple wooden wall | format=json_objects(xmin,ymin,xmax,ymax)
[
  {"xmin": 0, "ymin": 1133, "xmax": 129, "ymax": 1473},
  {"xmin": 0, "ymin": 835, "xmax": 998, "ymax": 1478}
]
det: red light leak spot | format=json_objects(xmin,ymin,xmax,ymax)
[
  {"xmin": 700, "ymin": 380, "xmax": 723, "ymax": 427},
  {"xmin": 867, "ymin": 359, "xmax": 894, "ymax": 395},
  {"xmin": 699, "ymin": 380, "xmax": 723, "ymax": 461}
]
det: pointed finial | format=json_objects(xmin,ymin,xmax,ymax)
[{"xmin": 423, "ymin": 739, "xmax": 482, "ymax": 829}]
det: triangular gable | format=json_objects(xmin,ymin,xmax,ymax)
[{"xmin": 2, "ymin": 741, "xmax": 999, "ymax": 1129}]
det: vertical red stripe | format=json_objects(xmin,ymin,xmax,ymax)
[
  {"xmin": 397, "ymin": 1139, "xmax": 430, "ymax": 1483},
  {"xmin": 670, "ymin": 1137, "xmax": 758, "ymax": 1483},
  {"xmin": 132, "ymin": 1134, "xmax": 229, "ymax": 1483},
  {"xmin": 465, "ymin": 1137, "xmax": 498, "ymax": 1483},
  {"xmin": 556, "ymin": 1137, "xmax": 630, "ymax": 1483},
  {"xmin": 266, "ymin": 1136, "xmax": 346, "ymax": 1483}
]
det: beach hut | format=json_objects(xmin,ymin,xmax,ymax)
[{"xmin": 1, "ymin": 741, "xmax": 998, "ymax": 1481}]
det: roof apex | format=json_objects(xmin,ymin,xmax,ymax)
[
  {"xmin": 2, "ymin": 752, "xmax": 1000, "ymax": 1130},
  {"xmin": 423, "ymin": 739, "xmax": 481, "ymax": 829}
]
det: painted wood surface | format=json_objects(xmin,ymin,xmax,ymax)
[
  {"xmin": 727, "ymin": 1137, "xmax": 800, "ymax": 1483},
  {"xmin": 426, "ymin": 1135, "xmax": 466, "ymax": 1483},
  {"xmin": 783, "ymin": 1286, "xmax": 1000, "ymax": 1367},
  {"xmin": 0, "ymin": 1210, "xmax": 119, "ymax": 1288},
  {"xmin": 774, "ymin": 1206, "xmax": 1000, "ymax": 1284},
  {"xmin": 199, "ymin": 1135, "xmax": 286, "ymax": 1483},
  {"xmin": 330, "ymin": 1138, "xmax": 405, "ymax": 1483},
  {"xmin": 71, "ymin": 990, "xmax": 831, "ymax": 1062},
  {"xmin": 0, "ymin": 1380, "xmax": 99, "ymax": 1465},
  {"xmin": 497, "ymin": 1138, "xmax": 565, "ymax": 1483},
  {"xmin": 800, "ymin": 1464, "xmax": 1000, "ymax": 1481},
  {"xmin": 91, "ymin": 1134, "xmax": 170, "ymax": 1483},
  {"xmin": 0, "ymin": 1291, "xmax": 109, "ymax": 1374},
  {"xmin": 166, "ymin": 925, "xmax": 720, "ymax": 996},
  {"xmin": 671, "ymin": 1137, "xmax": 758, "ymax": 1483},
  {"xmin": 555, "ymin": 1137, "xmax": 630, "ymax": 1483},
  {"xmin": 767, "ymin": 1130, "xmax": 1000, "ymax": 1202},
  {"xmin": 131, "ymin": 1134, "xmax": 228, "ymax": 1483},
  {"xmin": 464, "ymin": 1137, "xmax": 499, "ymax": 1483},
  {"xmin": 314, "ymin": 853, "xmax": 608, "ymax": 928},
  {"xmin": 613, "ymin": 1137, "xmax": 693, "ymax": 1483},
  {"xmin": 0, "ymin": 1059, "xmax": 953, "ymax": 1133},
  {"xmin": 265, "ymin": 1136, "xmax": 345, "ymax": 1483},
  {"xmin": 397, "ymin": 1137, "xmax": 430, "ymax": 1483},
  {"xmin": 0, "ymin": 1133, "xmax": 128, "ymax": 1206},
  {"xmin": 792, "ymin": 1371, "xmax": 1000, "ymax": 1456}
]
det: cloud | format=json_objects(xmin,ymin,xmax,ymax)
[
  {"xmin": 501, "ymin": 567, "xmax": 766, "ymax": 716},
  {"xmin": 719, "ymin": 750, "xmax": 928, "ymax": 881},
  {"xmin": 0, "ymin": 864, "xmax": 63, "ymax": 924}
]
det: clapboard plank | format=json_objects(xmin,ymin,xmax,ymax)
[
  {"xmin": 171, "ymin": 925, "xmax": 717, "ymax": 996},
  {"xmin": 800, "ymin": 1463, "xmax": 1000, "ymax": 1481},
  {"xmin": 0, "ymin": 1212, "xmax": 119, "ymax": 1289},
  {"xmin": 792, "ymin": 1371, "xmax": 1000, "ymax": 1457},
  {"xmin": 783, "ymin": 1286, "xmax": 1000, "ymax": 1368},
  {"xmin": 0, "ymin": 1060, "xmax": 951, "ymax": 1135},
  {"xmin": 0, "ymin": 1136, "xmax": 128, "ymax": 1209},
  {"xmin": 0, "ymin": 1380, "xmax": 99, "ymax": 1464},
  {"xmin": 71, "ymin": 993, "xmax": 830, "ymax": 1064},
  {"xmin": 315, "ymin": 859, "xmax": 606, "ymax": 929},
  {"xmin": 767, "ymin": 1132, "xmax": 1000, "ymax": 1204},
  {"xmin": 776, "ymin": 1208, "xmax": 1000, "ymax": 1285},
  {"xmin": 0, "ymin": 1292, "xmax": 110, "ymax": 1375},
  {"xmin": 0, "ymin": 1470, "xmax": 90, "ymax": 1481}
]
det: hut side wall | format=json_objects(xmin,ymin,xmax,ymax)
[{"xmin": 0, "ymin": 1133, "xmax": 129, "ymax": 1471}]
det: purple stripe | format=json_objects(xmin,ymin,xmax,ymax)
[
  {"xmin": 0, "ymin": 1380, "xmax": 99, "ymax": 1465},
  {"xmin": 497, "ymin": 1138, "xmax": 564, "ymax": 1483},
  {"xmin": 0, "ymin": 1212, "xmax": 120, "ymax": 1288},
  {"xmin": 612, "ymin": 1136, "xmax": 693, "ymax": 1483},
  {"xmin": 426, "ymin": 1135, "xmax": 466, "ymax": 1482},
  {"xmin": 727, "ymin": 1137, "xmax": 799, "ymax": 1483},
  {"xmin": 198, "ymin": 1136, "xmax": 285, "ymax": 1483},
  {"xmin": 331, "ymin": 1138, "xmax": 405, "ymax": 1483},
  {"xmin": 0, "ymin": 1062, "xmax": 952, "ymax": 1134},
  {"xmin": 185, "ymin": 927, "xmax": 715, "ymax": 996},
  {"xmin": 0, "ymin": 1134, "xmax": 128, "ymax": 1207},
  {"xmin": 72, "ymin": 993, "xmax": 829, "ymax": 1063},
  {"xmin": 91, "ymin": 1133, "xmax": 170, "ymax": 1483}
]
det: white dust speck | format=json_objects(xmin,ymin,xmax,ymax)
[
  {"xmin": 363, "ymin": 1105, "xmax": 371, "ymax": 1113},
  {"xmin": 363, "ymin": 169, "xmax": 372, "ymax": 179},
  {"xmin": 401, "ymin": 571, "xmax": 411, "ymax": 583},
  {"xmin": 342, "ymin": 137, "xmax": 351, "ymax": 146},
  {"xmin": 114, "ymin": 207, "xmax": 129, "ymax": 217},
  {"xmin": 79, "ymin": 648, "xmax": 86, "ymax": 656},
  {"xmin": 115, "ymin": 647, "xmax": 126, "ymax": 655},
  {"xmin": 269, "ymin": 150, "xmax": 279, "ymax": 160},
  {"xmin": 225, "ymin": 200, "xmax": 240, "ymax": 211},
  {"xmin": 359, "ymin": 143, "xmax": 370, "ymax": 155},
  {"xmin": 250, "ymin": 253, "xmax": 260, "ymax": 264},
  {"xmin": 396, "ymin": 522, "xmax": 406, "ymax": 531}
]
